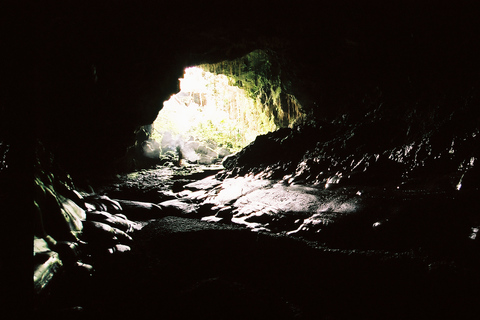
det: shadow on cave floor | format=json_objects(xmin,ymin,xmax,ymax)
[
  {"xmin": 38, "ymin": 166, "xmax": 480, "ymax": 320},
  {"xmin": 40, "ymin": 217, "xmax": 480, "ymax": 320}
]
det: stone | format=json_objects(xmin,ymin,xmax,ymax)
[
  {"xmin": 86, "ymin": 211, "xmax": 139, "ymax": 233},
  {"xmin": 81, "ymin": 221, "xmax": 133, "ymax": 246},
  {"xmin": 201, "ymin": 216, "xmax": 224, "ymax": 223},
  {"xmin": 114, "ymin": 199, "xmax": 165, "ymax": 220},
  {"xmin": 184, "ymin": 175, "xmax": 222, "ymax": 190},
  {"xmin": 286, "ymin": 213, "xmax": 338, "ymax": 236},
  {"xmin": 82, "ymin": 195, "xmax": 123, "ymax": 213},
  {"xmin": 34, "ymin": 248, "xmax": 63, "ymax": 294},
  {"xmin": 112, "ymin": 244, "xmax": 131, "ymax": 254},
  {"xmin": 214, "ymin": 206, "xmax": 234, "ymax": 220},
  {"xmin": 469, "ymin": 226, "xmax": 479, "ymax": 241},
  {"xmin": 217, "ymin": 147, "xmax": 231, "ymax": 159},
  {"xmin": 158, "ymin": 199, "xmax": 200, "ymax": 216},
  {"xmin": 185, "ymin": 140, "xmax": 201, "ymax": 151},
  {"xmin": 198, "ymin": 154, "xmax": 216, "ymax": 165}
]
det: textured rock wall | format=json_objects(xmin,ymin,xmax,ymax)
[{"xmin": 22, "ymin": 1, "xmax": 480, "ymax": 181}]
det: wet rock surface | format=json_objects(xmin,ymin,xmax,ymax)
[
  {"xmin": 161, "ymin": 172, "xmax": 479, "ymax": 252},
  {"xmin": 36, "ymin": 166, "xmax": 480, "ymax": 320}
]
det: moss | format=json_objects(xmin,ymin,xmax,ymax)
[{"xmin": 199, "ymin": 50, "xmax": 303, "ymax": 128}]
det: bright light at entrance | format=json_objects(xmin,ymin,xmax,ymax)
[{"xmin": 151, "ymin": 67, "xmax": 277, "ymax": 165}]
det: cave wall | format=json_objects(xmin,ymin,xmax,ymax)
[{"xmin": 22, "ymin": 1, "xmax": 480, "ymax": 178}]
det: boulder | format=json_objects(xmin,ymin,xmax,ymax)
[
  {"xmin": 198, "ymin": 154, "xmax": 217, "ymax": 165},
  {"xmin": 217, "ymin": 147, "xmax": 231, "ymax": 159},
  {"xmin": 185, "ymin": 140, "xmax": 201, "ymax": 152},
  {"xmin": 114, "ymin": 199, "xmax": 165, "ymax": 220},
  {"xmin": 158, "ymin": 199, "xmax": 200, "ymax": 216}
]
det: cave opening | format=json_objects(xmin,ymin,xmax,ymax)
[
  {"xmin": 149, "ymin": 66, "xmax": 277, "ymax": 166},
  {"xmin": 137, "ymin": 49, "xmax": 304, "ymax": 169}
]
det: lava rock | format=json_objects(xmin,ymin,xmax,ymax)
[{"xmin": 114, "ymin": 199, "xmax": 165, "ymax": 220}]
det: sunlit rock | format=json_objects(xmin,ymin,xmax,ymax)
[
  {"xmin": 469, "ymin": 227, "xmax": 479, "ymax": 241},
  {"xmin": 287, "ymin": 212, "xmax": 342, "ymax": 236},
  {"xmin": 184, "ymin": 175, "xmax": 222, "ymax": 190},
  {"xmin": 34, "ymin": 237, "xmax": 63, "ymax": 294},
  {"xmin": 158, "ymin": 199, "xmax": 200, "ymax": 216}
]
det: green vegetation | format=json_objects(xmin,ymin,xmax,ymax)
[
  {"xmin": 199, "ymin": 50, "xmax": 303, "ymax": 128},
  {"xmin": 152, "ymin": 100, "xmax": 256, "ymax": 152},
  {"xmin": 152, "ymin": 51, "xmax": 303, "ymax": 154},
  {"xmin": 152, "ymin": 66, "xmax": 278, "ymax": 152}
]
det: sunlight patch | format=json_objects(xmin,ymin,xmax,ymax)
[{"xmin": 151, "ymin": 67, "xmax": 277, "ymax": 165}]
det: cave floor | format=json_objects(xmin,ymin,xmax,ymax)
[{"xmin": 40, "ymin": 165, "xmax": 480, "ymax": 320}]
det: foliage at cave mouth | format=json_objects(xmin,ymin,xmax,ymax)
[
  {"xmin": 140, "ymin": 51, "xmax": 306, "ymax": 168},
  {"xmin": 199, "ymin": 50, "xmax": 304, "ymax": 128},
  {"xmin": 152, "ymin": 66, "xmax": 277, "ymax": 153}
]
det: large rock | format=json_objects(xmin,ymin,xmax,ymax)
[
  {"xmin": 114, "ymin": 199, "xmax": 165, "ymax": 220},
  {"xmin": 158, "ymin": 199, "xmax": 200, "ymax": 216}
]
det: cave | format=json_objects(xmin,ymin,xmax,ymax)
[{"xmin": 4, "ymin": 1, "xmax": 480, "ymax": 319}]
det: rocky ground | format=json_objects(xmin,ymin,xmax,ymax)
[{"xmin": 36, "ymin": 165, "xmax": 480, "ymax": 320}]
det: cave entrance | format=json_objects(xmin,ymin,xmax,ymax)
[{"xmin": 151, "ymin": 66, "xmax": 277, "ymax": 165}]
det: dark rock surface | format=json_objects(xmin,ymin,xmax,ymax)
[
  {"xmin": 37, "ymin": 215, "xmax": 480, "ymax": 320},
  {"xmin": 168, "ymin": 172, "xmax": 479, "ymax": 255},
  {"xmin": 32, "ymin": 167, "xmax": 479, "ymax": 319}
]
